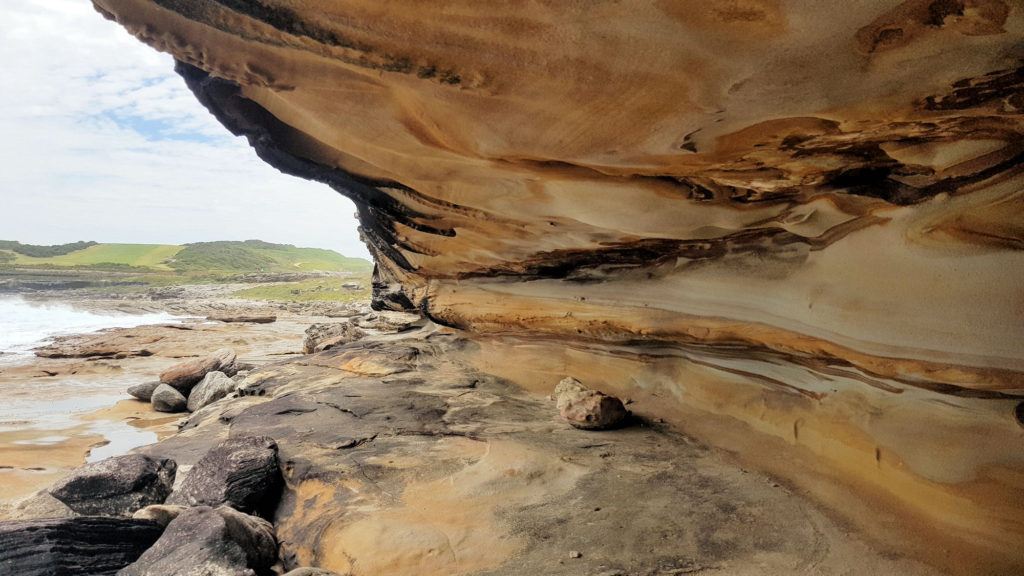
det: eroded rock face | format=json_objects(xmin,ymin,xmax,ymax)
[
  {"xmin": 91, "ymin": 1, "xmax": 1024, "ymax": 573},
  {"xmin": 302, "ymin": 322, "xmax": 365, "ymax": 355}
]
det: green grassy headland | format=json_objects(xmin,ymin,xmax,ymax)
[{"xmin": 0, "ymin": 240, "xmax": 373, "ymax": 302}]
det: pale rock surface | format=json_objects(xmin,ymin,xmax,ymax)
[
  {"xmin": 127, "ymin": 381, "xmax": 160, "ymax": 402},
  {"xmin": 186, "ymin": 370, "xmax": 237, "ymax": 412},
  {"xmin": 150, "ymin": 384, "xmax": 187, "ymax": 413}
]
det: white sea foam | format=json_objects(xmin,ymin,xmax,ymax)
[
  {"xmin": 0, "ymin": 296, "xmax": 180, "ymax": 363},
  {"xmin": 0, "ymin": 296, "xmax": 184, "ymax": 460}
]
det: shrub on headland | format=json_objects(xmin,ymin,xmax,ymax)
[
  {"xmin": 0, "ymin": 240, "xmax": 97, "ymax": 258},
  {"xmin": 168, "ymin": 242, "xmax": 279, "ymax": 273}
]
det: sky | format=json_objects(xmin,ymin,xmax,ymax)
[{"xmin": 0, "ymin": 0, "xmax": 372, "ymax": 260}]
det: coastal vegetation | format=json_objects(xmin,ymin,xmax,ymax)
[
  {"xmin": 0, "ymin": 240, "xmax": 99, "ymax": 258},
  {"xmin": 0, "ymin": 240, "xmax": 371, "ymax": 302}
]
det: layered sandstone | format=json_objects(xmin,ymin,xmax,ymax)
[{"xmin": 91, "ymin": 1, "xmax": 1024, "ymax": 574}]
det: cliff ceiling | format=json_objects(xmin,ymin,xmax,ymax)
[{"xmin": 92, "ymin": 1, "xmax": 1024, "ymax": 573}]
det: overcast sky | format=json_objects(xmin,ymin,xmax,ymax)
[{"xmin": 0, "ymin": 0, "xmax": 371, "ymax": 260}]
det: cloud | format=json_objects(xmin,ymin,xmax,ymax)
[{"xmin": 0, "ymin": 0, "xmax": 371, "ymax": 259}]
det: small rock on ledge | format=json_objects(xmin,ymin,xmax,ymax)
[{"xmin": 555, "ymin": 377, "xmax": 629, "ymax": 430}]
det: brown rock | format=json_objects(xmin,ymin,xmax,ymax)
[
  {"xmin": 555, "ymin": 377, "xmax": 628, "ymax": 430},
  {"xmin": 159, "ymin": 348, "xmax": 237, "ymax": 394},
  {"xmin": 206, "ymin": 314, "xmax": 277, "ymax": 324},
  {"xmin": 302, "ymin": 322, "xmax": 366, "ymax": 354},
  {"xmin": 133, "ymin": 504, "xmax": 189, "ymax": 527}
]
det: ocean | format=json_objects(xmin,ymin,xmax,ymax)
[{"xmin": 0, "ymin": 296, "xmax": 183, "ymax": 461}]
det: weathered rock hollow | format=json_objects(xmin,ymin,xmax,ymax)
[{"xmin": 92, "ymin": 1, "xmax": 1024, "ymax": 573}]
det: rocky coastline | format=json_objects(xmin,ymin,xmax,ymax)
[
  {"xmin": 0, "ymin": 285, "xmax": 950, "ymax": 575},
  {"xmin": 0, "ymin": 283, "xmax": 374, "ymax": 516}
]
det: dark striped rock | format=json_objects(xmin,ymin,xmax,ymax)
[
  {"xmin": 118, "ymin": 506, "xmax": 276, "ymax": 576},
  {"xmin": 0, "ymin": 517, "xmax": 163, "ymax": 576},
  {"xmin": 166, "ymin": 436, "xmax": 281, "ymax": 515},
  {"xmin": 49, "ymin": 454, "xmax": 176, "ymax": 516}
]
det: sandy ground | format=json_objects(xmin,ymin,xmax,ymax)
[{"xmin": 0, "ymin": 400, "xmax": 179, "ymax": 507}]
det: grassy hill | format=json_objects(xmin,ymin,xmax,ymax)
[
  {"xmin": 0, "ymin": 240, "xmax": 370, "ymax": 274},
  {"xmin": 165, "ymin": 240, "xmax": 371, "ymax": 274},
  {"xmin": 0, "ymin": 240, "xmax": 373, "ymax": 302},
  {"xmin": 9, "ymin": 243, "xmax": 184, "ymax": 270}
]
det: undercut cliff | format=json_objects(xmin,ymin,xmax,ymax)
[{"xmin": 92, "ymin": 1, "xmax": 1024, "ymax": 574}]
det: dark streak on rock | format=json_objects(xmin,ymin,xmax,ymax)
[
  {"xmin": 920, "ymin": 66, "xmax": 1024, "ymax": 111},
  {"xmin": 456, "ymin": 228, "xmax": 808, "ymax": 281}
]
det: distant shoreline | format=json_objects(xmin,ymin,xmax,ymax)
[{"xmin": 0, "ymin": 282, "xmax": 372, "ymax": 518}]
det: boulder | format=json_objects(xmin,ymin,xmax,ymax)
[
  {"xmin": 7, "ymin": 490, "xmax": 76, "ymax": 520},
  {"xmin": 555, "ymin": 377, "xmax": 629, "ymax": 430},
  {"xmin": 159, "ymin": 348, "xmax": 237, "ymax": 394},
  {"xmin": 166, "ymin": 436, "xmax": 281, "ymax": 515},
  {"xmin": 150, "ymin": 384, "xmax": 187, "ymax": 413},
  {"xmin": 49, "ymin": 454, "xmax": 176, "ymax": 516},
  {"xmin": 187, "ymin": 371, "xmax": 237, "ymax": 412},
  {"xmin": 352, "ymin": 311, "xmax": 422, "ymax": 333},
  {"xmin": 127, "ymin": 381, "xmax": 161, "ymax": 402},
  {"xmin": 0, "ymin": 517, "xmax": 163, "ymax": 576},
  {"xmin": 132, "ymin": 504, "xmax": 189, "ymax": 528},
  {"xmin": 302, "ymin": 322, "xmax": 365, "ymax": 354},
  {"xmin": 118, "ymin": 506, "xmax": 277, "ymax": 576}
]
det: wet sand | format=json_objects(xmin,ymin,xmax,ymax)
[{"xmin": 0, "ymin": 400, "xmax": 180, "ymax": 507}]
